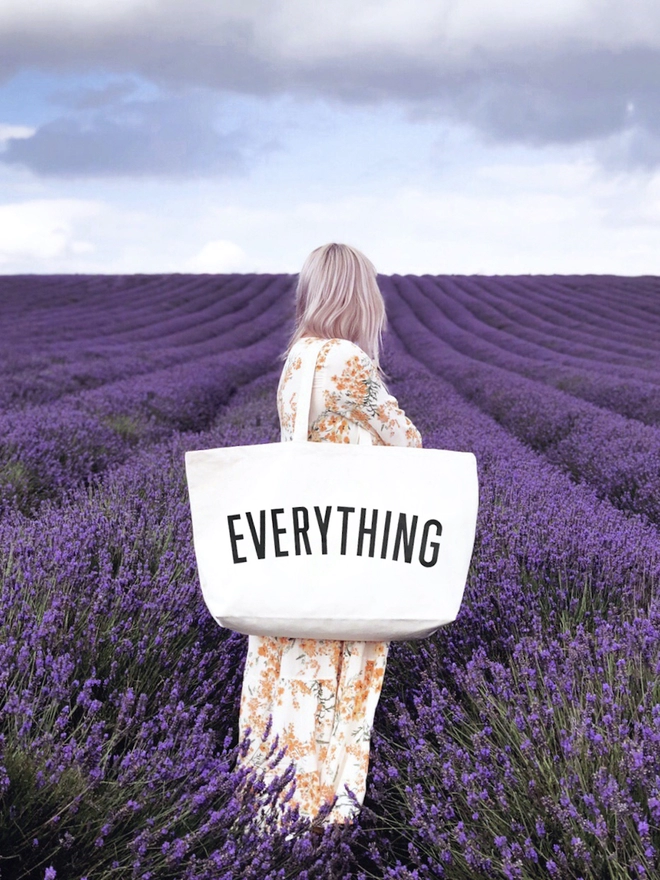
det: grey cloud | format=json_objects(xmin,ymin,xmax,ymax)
[
  {"xmin": 309, "ymin": 43, "xmax": 660, "ymax": 168},
  {"xmin": 149, "ymin": 37, "xmax": 660, "ymax": 167},
  {"xmin": 440, "ymin": 45, "xmax": 660, "ymax": 149},
  {"xmin": 47, "ymin": 79, "xmax": 140, "ymax": 110},
  {"xmin": 2, "ymin": 3, "xmax": 660, "ymax": 168},
  {"xmin": 0, "ymin": 91, "xmax": 271, "ymax": 178},
  {"xmin": 593, "ymin": 126, "xmax": 660, "ymax": 173},
  {"xmin": 297, "ymin": 43, "xmax": 660, "ymax": 149}
]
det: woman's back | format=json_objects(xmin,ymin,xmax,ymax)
[{"xmin": 278, "ymin": 336, "xmax": 422, "ymax": 448}]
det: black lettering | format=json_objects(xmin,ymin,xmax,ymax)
[
  {"xmin": 419, "ymin": 519, "xmax": 442, "ymax": 568},
  {"xmin": 357, "ymin": 507, "xmax": 378, "ymax": 557},
  {"xmin": 245, "ymin": 510, "xmax": 266, "ymax": 559},
  {"xmin": 337, "ymin": 506, "xmax": 355, "ymax": 555},
  {"xmin": 380, "ymin": 510, "xmax": 392, "ymax": 559},
  {"xmin": 393, "ymin": 513, "xmax": 418, "ymax": 563},
  {"xmin": 227, "ymin": 514, "xmax": 247, "ymax": 563},
  {"xmin": 314, "ymin": 505, "xmax": 332, "ymax": 555},
  {"xmin": 271, "ymin": 508, "xmax": 289, "ymax": 557},
  {"xmin": 292, "ymin": 506, "xmax": 312, "ymax": 556}
]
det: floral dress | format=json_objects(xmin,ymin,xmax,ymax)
[{"xmin": 237, "ymin": 336, "xmax": 423, "ymax": 825}]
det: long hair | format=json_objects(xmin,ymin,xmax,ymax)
[{"xmin": 280, "ymin": 242, "xmax": 390, "ymax": 385}]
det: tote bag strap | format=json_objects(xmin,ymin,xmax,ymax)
[
  {"xmin": 292, "ymin": 338, "xmax": 325, "ymax": 443},
  {"xmin": 291, "ymin": 338, "xmax": 373, "ymax": 445}
]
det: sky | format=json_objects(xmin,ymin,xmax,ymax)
[{"xmin": 2, "ymin": 1, "xmax": 660, "ymax": 275}]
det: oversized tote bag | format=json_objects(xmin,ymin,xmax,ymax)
[{"xmin": 184, "ymin": 339, "xmax": 479, "ymax": 641}]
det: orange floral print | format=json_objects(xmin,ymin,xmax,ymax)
[
  {"xmin": 238, "ymin": 335, "xmax": 423, "ymax": 826},
  {"xmin": 275, "ymin": 336, "xmax": 422, "ymax": 448}
]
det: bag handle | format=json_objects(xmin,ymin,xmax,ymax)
[{"xmin": 292, "ymin": 338, "xmax": 373, "ymax": 445}]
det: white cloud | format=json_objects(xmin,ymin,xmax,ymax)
[
  {"xmin": 256, "ymin": 0, "xmax": 604, "ymax": 60},
  {"xmin": 2, "ymin": 1, "xmax": 660, "ymax": 54},
  {"xmin": 184, "ymin": 239, "xmax": 247, "ymax": 273},
  {"xmin": 1, "ymin": 151, "xmax": 659, "ymax": 276},
  {"xmin": 0, "ymin": 198, "xmax": 100, "ymax": 265},
  {"xmin": 203, "ymin": 160, "xmax": 660, "ymax": 275},
  {"xmin": 0, "ymin": 0, "xmax": 152, "ymax": 28},
  {"xmin": 0, "ymin": 123, "xmax": 35, "ymax": 145}
]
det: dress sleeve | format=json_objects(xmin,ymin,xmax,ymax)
[{"xmin": 322, "ymin": 339, "xmax": 423, "ymax": 448}]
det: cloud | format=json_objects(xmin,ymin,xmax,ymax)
[
  {"xmin": 0, "ymin": 90, "xmax": 264, "ymax": 178},
  {"xmin": 48, "ymin": 78, "xmax": 139, "ymax": 109},
  {"xmin": 3, "ymin": 162, "xmax": 660, "ymax": 274},
  {"xmin": 2, "ymin": 1, "xmax": 660, "ymax": 165},
  {"xmin": 199, "ymin": 163, "xmax": 660, "ymax": 274},
  {"xmin": 0, "ymin": 123, "xmax": 35, "ymax": 144},
  {"xmin": 0, "ymin": 198, "xmax": 100, "ymax": 265},
  {"xmin": 184, "ymin": 239, "xmax": 247, "ymax": 272}
]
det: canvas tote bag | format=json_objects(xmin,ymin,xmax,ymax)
[{"xmin": 184, "ymin": 339, "xmax": 479, "ymax": 641}]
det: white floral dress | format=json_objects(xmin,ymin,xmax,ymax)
[{"xmin": 237, "ymin": 336, "xmax": 423, "ymax": 825}]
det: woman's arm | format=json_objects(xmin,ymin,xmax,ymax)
[{"xmin": 321, "ymin": 339, "xmax": 423, "ymax": 448}]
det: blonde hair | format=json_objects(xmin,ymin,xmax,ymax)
[{"xmin": 281, "ymin": 242, "xmax": 390, "ymax": 385}]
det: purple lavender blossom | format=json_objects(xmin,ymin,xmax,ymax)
[{"xmin": 1, "ymin": 272, "xmax": 659, "ymax": 879}]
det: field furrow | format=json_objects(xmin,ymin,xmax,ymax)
[{"xmin": 1, "ymin": 271, "xmax": 659, "ymax": 879}]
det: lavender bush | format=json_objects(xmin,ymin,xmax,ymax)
[
  {"xmin": 412, "ymin": 275, "xmax": 660, "ymax": 425},
  {"xmin": 1, "ymin": 273, "xmax": 659, "ymax": 879},
  {"xmin": 383, "ymin": 275, "xmax": 660, "ymax": 524}
]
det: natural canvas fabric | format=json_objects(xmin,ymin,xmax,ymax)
[{"xmin": 184, "ymin": 336, "xmax": 478, "ymax": 640}]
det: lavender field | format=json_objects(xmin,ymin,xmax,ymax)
[{"xmin": 1, "ymin": 272, "xmax": 659, "ymax": 880}]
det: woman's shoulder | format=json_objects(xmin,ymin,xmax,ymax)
[
  {"xmin": 294, "ymin": 336, "xmax": 367, "ymax": 359},
  {"xmin": 279, "ymin": 337, "xmax": 362, "ymax": 395}
]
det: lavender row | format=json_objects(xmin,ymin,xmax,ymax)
[
  {"xmin": 0, "ymin": 276, "xmax": 289, "ymax": 432},
  {"xmin": 0, "ymin": 315, "xmax": 288, "ymax": 518},
  {"xmin": 459, "ymin": 274, "xmax": 660, "ymax": 355},
  {"xmin": 0, "ymin": 274, "xmax": 188, "ymax": 347},
  {"xmin": 0, "ymin": 270, "xmax": 658, "ymax": 878},
  {"xmin": 0, "ymin": 375, "xmax": 364, "ymax": 878},
  {"xmin": 368, "ymin": 337, "xmax": 660, "ymax": 877},
  {"xmin": 0, "ymin": 273, "xmax": 273, "ymax": 382},
  {"xmin": 2, "ymin": 334, "xmax": 658, "ymax": 876},
  {"xmin": 511, "ymin": 273, "xmax": 660, "ymax": 326},
  {"xmin": 369, "ymin": 610, "xmax": 660, "ymax": 879},
  {"xmin": 0, "ymin": 274, "xmax": 240, "ymax": 345},
  {"xmin": 44, "ymin": 274, "xmax": 268, "ymax": 348},
  {"xmin": 381, "ymin": 332, "xmax": 660, "ymax": 653},
  {"xmin": 99, "ymin": 275, "xmax": 291, "ymax": 345},
  {"xmin": 399, "ymin": 276, "xmax": 660, "ymax": 425},
  {"xmin": 0, "ymin": 275, "xmax": 293, "ymax": 410},
  {"xmin": 442, "ymin": 275, "xmax": 660, "ymax": 381},
  {"xmin": 385, "ymin": 277, "xmax": 660, "ymax": 524}
]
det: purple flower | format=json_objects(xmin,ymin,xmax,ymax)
[{"xmin": 2, "ymin": 272, "xmax": 660, "ymax": 878}]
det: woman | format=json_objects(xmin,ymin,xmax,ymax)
[{"xmin": 237, "ymin": 242, "xmax": 423, "ymax": 830}]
